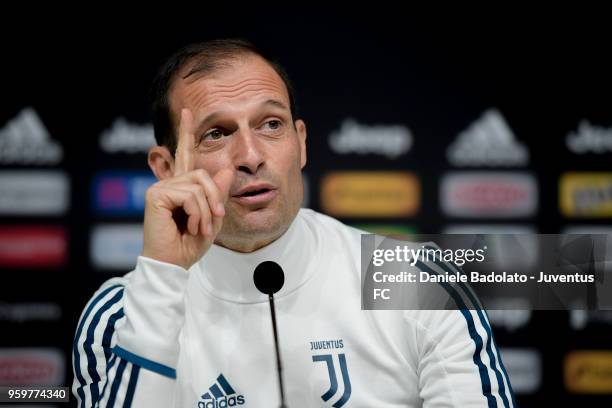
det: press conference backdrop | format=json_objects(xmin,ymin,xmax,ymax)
[{"xmin": 1, "ymin": 14, "xmax": 611, "ymax": 407}]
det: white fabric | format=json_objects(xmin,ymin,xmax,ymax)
[{"xmin": 73, "ymin": 208, "xmax": 514, "ymax": 407}]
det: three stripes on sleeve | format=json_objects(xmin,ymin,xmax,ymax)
[{"xmin": 72, "ymin": 282, "xmax": 140, "ymax": 408}]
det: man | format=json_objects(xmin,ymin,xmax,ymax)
[{"xmin": 73, "ymin": 39, "xmax": 515, "ymax": 407}]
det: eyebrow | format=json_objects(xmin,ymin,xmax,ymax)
[{"xmin": 194, "ymin": 99, "xmax": 289, "ymax": 135}]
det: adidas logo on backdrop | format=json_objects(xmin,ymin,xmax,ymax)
[
  {"xmin": 446, "ymin": 108, "xmax": 528, "ymax": 166},
  {"xmin": 0, "ymin": 107, "xmax": 63, "ymax": 165}
]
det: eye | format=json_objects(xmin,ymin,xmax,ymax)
[
  {"xmin": 198, "ymin": 128, "xmax": 230, "ymax": 144},
  {"xmin": 206, "ymin": 129, "xmax": 224, "ymax": 140},
  {"xmin": 261, "ymin": 119, "xmax": 283, "ymax": 132},
  {"xmin": 267, "ymin": 120, "xmax": 281, "ymax": 129}
]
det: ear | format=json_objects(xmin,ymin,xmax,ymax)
[
  {"xmin": 148, "ymin": 145, "xmax": 175, "ymax": 181},
  {"xmin": 295, "ymin": 119, "xmax": 307, "ymax": 169}
]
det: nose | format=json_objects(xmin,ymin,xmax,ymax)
[{"xmin": 232, "ymin": 128, "xmax": 265, "ymax": 175}]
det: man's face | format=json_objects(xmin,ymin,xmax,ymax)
[{"xmin": 168, "ymin": 55, "xmax": 307, "ymax": 251}]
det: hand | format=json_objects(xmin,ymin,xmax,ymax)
[{"xmin": 141, "ymin": 108, "xmax": 235, "ymax": 270}]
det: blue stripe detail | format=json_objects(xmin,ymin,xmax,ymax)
[
  {"xmin": 85, "ymin": 289, "xmax": 124, "ymax": 403},
  {"xmin": 123, "ymin": 364, "xmax": 141, "ymax": 407},
  {"xmin": 491, "ymin": 335, "xmax": 517, "ymax": 407},
  {"xmin": 433, "ymin": 259, "xmax": 511, "ymax": 407},
  {"xmin": 107, "ymin": 358, "xmax": 128, "ymax": 407},
  {"xmin": 332, "ymin": 354, "xmax": 352, "ymax": 408},
  {"xmin": 102, "ymin": 308, "xmax": 125, "ymax": 362},
  {"xmin": 112, "ymin": 346, "xmax": 177, "ymax": 379},
  {"xmin": 416, "ymin": 261, "xmax": 497, "ymax": 408},
  {"xmin": 201, "ymin": 392, "xmax": 212, "ymax": 400},
  {"xmin": 313, "ymin": 354, "xmax": 337, "ymax": 401},
  {"xmin": 217, "ymin": 374, "xmax": 236, "ymax": 394},
  {"xmin": 98, "ymin": 354, "xmax": 118, "ymax": 405},
  {"xmin": 209, "ymin": 384, "xmax": 224, "ymax": 399},
  {"xmin": 426, "ymin": 248, "xmax": 514, "ymax": 407},
  {"xmin": 73, "ymin": 284, "xmax": 122, "ymax": 408}
]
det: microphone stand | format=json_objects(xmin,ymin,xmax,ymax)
[
  {"xmin": 254, "ymin": 261, "xmax": 289, "ymax": 408},
  {"xmin": 268, "ymin": 293, "xmax": 287, "ymax": 408}
]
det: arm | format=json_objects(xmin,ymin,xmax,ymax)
[
  {"xmin": 415, "ymin": 308, "xmax": 515, "ymax": 408},
  {"xmin": 72, "ymin": 108, "xmax": 234, "ymax": 407},
  {"xmin": 412, "ymin": 254, "xmax": 516, "ymax": 407},
  {"xmin": 72, "ymin": 256, "xmax": 188, "ymax": 407}
]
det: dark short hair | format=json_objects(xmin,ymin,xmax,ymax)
[{"xmin": 149, "ymin": 39, "xmax": 298, "ymax": 154}]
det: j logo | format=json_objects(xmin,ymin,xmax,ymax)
[{"xmin": 312, "ymin": 353, "xmax": 352, "ymax": 407}]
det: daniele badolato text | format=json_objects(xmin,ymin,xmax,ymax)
[
  {"xmin": 372, "ymin": 270, "xmax": 595, "ymax": 284},
  {"xmin": 370, "ymin": 245, "xmax": 595, "ymax": 284}
]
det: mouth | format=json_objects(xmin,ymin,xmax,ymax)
[{"xmin": 232, "ymin": 183, "xmax": 278, "ymax": 206}]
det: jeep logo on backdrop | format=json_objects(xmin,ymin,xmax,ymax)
[{"xmin": 328, "ymin": 118, "xmax": 413, "ymax": 159}]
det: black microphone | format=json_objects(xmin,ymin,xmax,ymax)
[{"xmin": 253, "ymin": 261, "xmax": 288, "ymax": 408}]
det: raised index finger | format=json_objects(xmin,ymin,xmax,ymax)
[{"xmin": 174, "ymin": 108, "xmax": 196, "ymax": 176}]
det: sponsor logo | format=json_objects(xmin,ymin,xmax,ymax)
[
  {"xmin": 321, "ymin": 172, "xmax": 420, "ymax": 217},
  {"xmin": 312, "ymin": 353, "xmax": 351, "ymax": 407},
  {"xmin": 570, "ymin": 310, "xmax": 612, "ymax": 330},
  {"xmin": 91, "ymin": 172, "xmax": 156, "ymax": 215},
  {"xmin": 500, "ymin": 348, "xmax": 541, "ymax": 394},
  {"xmin": 486, "ymin": 308, "xmax": 532, "ymax": 332},
  {"xmin": 440, "ymin": 172, "xmax": 537, "ymax": 218},
  {"xmin": 0, "ymin": 348, "xmax": 64, "ymax": 385},
  {"xmin": 566, "ymin": 120, "xmax": 612, "ymax": 154},
  {"xmin": 328, "ymin": 118, "xmax": 413, "ymax": 159},
  {"xmin": 563, "ymin": 225, "xmax": 612, "ymax": 234},
  {"xmin": 198, "ymin": 374, "xmax": 245, "ymax": 407},
  {"xmin": 90, "ymin": 224, "xmax": 142, "ymax": 270},
  {"xmin": 565, "ymin": 351, "xmax": 612, "ymax": 393},
  {"xmin": 0, "ymin": 171, "xmax": 69, "ymax": 216},
  {"xmin": 485, "ymin": 299, "xmax": 532, "ymax": 332},
  {"xmin": 0, "ymin": 226, "xmax": 67, "ymax": 268},
  {"xmin": 560, "ymin": 173, "xmax": 612, "ymax": 217},
  {"xmin": 0, "ymin": 302, "xmax": 61, "ymax": 323},
  {"xmin": 447, "ymin": 109, "xmax": 528, "ymax": 167},
  {"xmin": 99, "ymin": 118, "xmax": 156, "ymax": 154},
  {"xmin": 0, "ymin": 108, "xmax": 63, "ymax": 165},
  {"xmin": 562, "ymin": 226, "xmax": 612, "ymax": 280}
]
